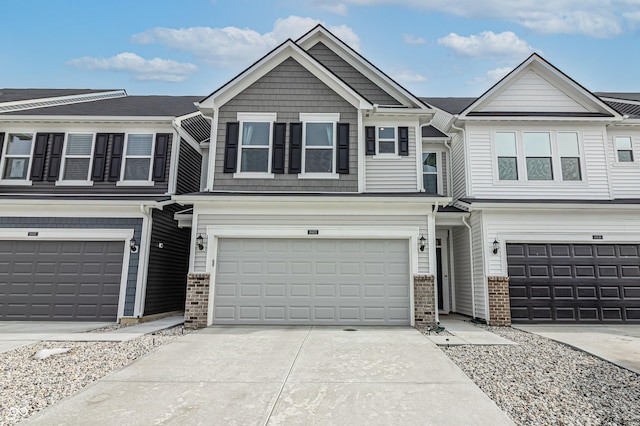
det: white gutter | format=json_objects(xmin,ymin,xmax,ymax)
[{"xmin": 461, "ymin": 215, "xmax": 476, "ymax": 319}]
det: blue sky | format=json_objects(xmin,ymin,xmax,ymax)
[{"xmin": 2, "ymin": 0, "xmax": 640, "ymax": 97}]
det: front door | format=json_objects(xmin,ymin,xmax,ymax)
[{"xmin": 436, "ymin": 231, "xmax": 450, "ymax": 313}]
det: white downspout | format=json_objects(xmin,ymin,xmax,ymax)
[
  {"xmin": 461, "ymin": 215, "xmax": 476, "ymax": 319},
  {"xmin": 450, "ymin": 118, "xmax": 471, "ymax": 198},
  {"xmin": 133, "ymin": 203, "xmax": 153, "ymax": 318},
  {"xmin": 429, "ymin": 201, "xmax": 439, "ymax": 323}
]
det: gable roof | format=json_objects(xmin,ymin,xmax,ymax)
[
  {"xmin": 297, "ymin": 25, "xmax": 431, "ymax": 110},
  {"xmin": 420, "ymin": 97, "xmax": 476, "ymax": 115},
  {"xmin": 198, "ymin": 38, "xmax": 373, "ymax": 113},
  {"xmin": 459, "ymin": 54, "xmax": 621, "ymax": 120}
]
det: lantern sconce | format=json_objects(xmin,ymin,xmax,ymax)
[
  {"xmin": 196, "ymin": 234, "xmax": 204, "ymax": 251},
  {"xmin": 492, "ymin": 238, "xmax": 500, "ymax": 255},
  {"xmin": 129, "ymin": 237, "xmax": 139, "ymax": 253},
  {"xmin": 419, "ymin": 235, "xmax": 426, "ymax": 252}
]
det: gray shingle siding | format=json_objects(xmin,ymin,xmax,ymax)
[
  {"xmin": 213, "ymin": 57, "xmax": 358, "ymax": 192},
  {"xmin": 0, "ymin": 217, "xmax": 143, "ymax": 316},
  {"xmin": 1, "ymin": 133, "xmax": 172, "ymax": 195},
  {"xmin": 176, "ymin": 139, "xmax": 202, "ymax": 194},
  {"xmin": 306, "ymin": 42, "xmax": 401, "ymax": 106}
]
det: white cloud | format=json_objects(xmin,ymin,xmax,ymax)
[
  {"xmin": 66, "ymin": 52, "xmax": 197, "ymax": 82},
  {"xmin": 392, "ymin": 68, "xmax": 427, "ymax": 83},
  {"xmin": 315, "ymin": 0, "xmax": 637, "ymax": 38},
  {"xmin": 131, "ymin": 16, "xmax": 360, "ymax": 69},
  {"xmin": 402, "ymin": 34, "xmax": 426, "ymax": 45},
  {"xmin": 467, "ymin": 66, "xmax": 513, "ymax": 86},
  {"xmin": 438, "ymin": 31, "xmax": 535, "ymax": 59}
]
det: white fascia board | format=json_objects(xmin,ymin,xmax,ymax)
[
  {"xmin": 460, "ymin": 201, "xmax": 640, "ymax": 211},
  {"xmin": 296, "ymin": 29, "xmax": 430, "ymax": 110},
  {"xmin": 172, "ymin": 119, "xmax": 203, "ymax": 154},
  {"xmin": 460, "ymin": 116, "xmax": 623, "ymax": 123},
  {"xmin": 0, "ymin": 115, "xmax": 175, "ymax": 124},
  {"xmin": 174, "ymin": 193, "xmax": 450, "ymax": 205},
  {"xmin": 199, "ymin": 41, "xmax": 372, "ymax": 111}
]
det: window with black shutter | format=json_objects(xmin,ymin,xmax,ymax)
[
  {"xmin": 223, "ymin": 122, "xmax": 239, "ymax": 173},
  {"xmin": 336, "ymin": 123, "xmax": 349, "ymax": 174},
  {"xmin": 272, "ymin": 123, "xmax": 286, "ymax": 174},
  {"xmin": 289, "ymin": 122, "xmax": 302, "ymax": 174},
  {"xmin": 152, "ymin": 133, "xmax": 170, "ymax": 182},
  {"xmin": 30, "ymin": 133, "xmax": 48, "ymax": 181}
]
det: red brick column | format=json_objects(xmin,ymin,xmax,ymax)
[
  {"xmin": 488, "ymin": 276, "xmax": 511, "ymax": 326},
  {"xmin": 414, "ymin": 274, "xmax": 436, "ymax": 327},
  {"xmin": 185, "ymin": 273, "xmax": 210, "ymax": 329}
]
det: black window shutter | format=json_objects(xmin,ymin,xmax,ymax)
[
  {"xmin": 0, "ymin": 133, "xmax": 5, "ymax": 159},
  {"xmin": 223, "ymin": 122, "xmax": 239, "ymax": 173},
  {"xmin": 272, "ymin": 123, "xmax": 286, "ymax": 174},
  {"xmin": 92, "ymin": 133, "xmax": 109, "ymax": 181},
  {"xmin": 153, "ymin": 133, "xmax": 170, "ymax": 182},
  {"xmin": 365, "ymin": 126, "xmax": 375, "ymax": 155},
  {"xmin": 30, "ymin": 133, "xmax": 49, "ymax": 181},
  {"xmin": 108, "ymin": 133, "xmax": 125, "ymax": 182},
  {"xmin": 289, "ymin": 123, "xmax": 302, "ymax": 174},
  {"xmin": 47, "ymin": 133, "xmax": 65, "ymax": 181},
  {"xmin": 398, "ymin": 126, "xmax": 409, "ymax": 156},
  {"xmin": 337, "ymin": 123, "xmax": 349, "ymax": 174}
]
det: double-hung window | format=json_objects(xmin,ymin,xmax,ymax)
[
  {"xmin": 60, "ymin": 133, "xmax": 94, "ymax": 183},
  {"xmin": 524, "ymin": 132, "xmax": 553, "ymax": 180},
  {"xmin": 615, "ymin": 136, "xmax": 634, "ymax": 162},
  {"xmin": 301, "ymin": 113, "xmax": 338, "ymax": 175},
  {"xmin": 235, "ymin": 113, "xmax": 275, "ymax": 176},
  {"xmin": 1, "ymin": 133, "xmax": 33, "ymax": 181},
  {"xmin": 558, "ymin": 132, "xmax": 581, "ymax": 181},
  {"xmin": 377, "ymin": 127, "xmax": 396, "ymax": 154},
  {"xmin": 422, "ymin": 152, "xmax": 438, "ymax": 193},
  {"xmin": 122, "ymin": 134, "xmax": 154, "ymax": 182},
  {"xmin": 495, "ymin": 132, "xmax": 518, "ymax": 180}
]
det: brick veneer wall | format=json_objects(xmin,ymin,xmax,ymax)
[
  {"xmin": 414, "ymin": 274, "xmax": 436, "ymax": 326},
  {"xmin": 185, "ymin": 273, "xmax": 210, "ymax": 329},
  {"xmin": 488, "ymin": 276, "xmax": 511, "ymax": 326}
]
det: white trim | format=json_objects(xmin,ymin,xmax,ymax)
[
  {"xmin": 427, "ymin": 211, "xmax": 438, "ymax": 323},
  {"xmin": 55, "ymin": 180, "xmax": 94, "ymax": 187},
  {"xmin": 236, "ymin": 115, "xmax": 275, "ymax": 175},
  {"xmin": 167, "ymin": 130, "xmax": 180, "ymax": 195},
  {"xmin": 119, "ymin": 133, "xmax": 155, "ymax": 183},
  {"xmin": 116, "ymin": 180, "xmax": 155, "ymax": 187},
  {"xmin": 58, "ymin": 132, "xmax": 95, "ymax": 184},
  {"xmin": 133, "ymin": 206, "xmax": 153, "ymax": 318},
  {"xmin": 297, "ymin": 173, "xmax": 340, "ymax": 180},
  {"xmin": 204, "ymin": 225, "xmax": 421, "ymax": 327},
  {"xmin": 299, "ymin": 113, "xmax": 340, "ymax": 122},
  {"xmin": 301, "ymin": 119, "xmax": 337, "ymax": 176},
  {"xmin": 0, "ymin": 90, "xmax": 127, "ymax": 113},
  {"xmin": 207, "ymin": 108, "xmax": 218, "ymax": 190},
  {"xmin": 358, "ymin": 110, "xmax": 365, "ymax": 193},
  {"xmin": 232, "ymin": 172, "xmax": 275, "ymax": 179},
  {"xmin": 0, "ymin": 131, "xmax": 36, "ymax": 184},
  {"xmin": 0, "ymin": 228, "xmax": 134, "ymax": 320}
]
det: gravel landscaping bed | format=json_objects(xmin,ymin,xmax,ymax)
[
  {"xmin": 0, "ymin": 326, "xmax": 190, "ymax": 425},
  {"xmin": 442, "ymin": 326, "xmax": 640, "ymax": 426}
]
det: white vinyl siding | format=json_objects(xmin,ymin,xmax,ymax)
[
  {"xmin": 450, "ymin": 132, "xmax": 467, "ymax": 200},
  {"xmin": 193, "ymin": 213, "xmax": 429, "ymax": 275},
  {"xmin": 608, "ymin": 130, "xmax": 640, "ymax": 198},
  {"xmin": 468, "ymin": 123, "xmax": 610, "ymax": 199},
  {"xmin": 365, "ymin": 125, "xmax": 417, "ymax": 192},
  {"xmin": 484, "ymin": 210, "xmax": 640, "ymax": 277},
  {"xmin": 470, "ymin": 211, "xmax": 487, "ymax": 320},
  {"xmin": 477, "ymin": 69, "xmax": 590, "ymax": 113},
  {"xmin": 452, "ymin": 226, "xmax": 472, "ymax": 316}
]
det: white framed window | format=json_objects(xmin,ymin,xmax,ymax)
[
  {"xmin": 615, "ymin": 136, "xmax": 634, "ymax": 162},
  {"xmin": 58, "ymin": 133, "xmax": 94, "ymax": 184},
  {"xmin": 300, "ymin": 113, "xmax": 339, "ymax": 176},
  {"xmin": 377, "ymin": 126, "xmax": 396, "ymax": 155},
  {"xmin": 235, "ymin": 113, "xmax": 276, "ymax": 177},
  {"xmin": 495, "ymin": 132, "xmax": 518, "ymax": 180},
  {"xmin": 120, "ymin": 134, "xmax": 154, "ymax": 183},
  {"xmin": 422, "ymin": 151, "xmax": 439, "ymax": 193},
  {"xmin": 524, "ymin": 132, "xmax": 553, "ymax": 180},
  {"xmin": 1, "ymin": 133, "xmax": 34, "ymax": 182},
  {"xmin": 558, "ymin": 132, "xmax": 581, "ymax": 181}
]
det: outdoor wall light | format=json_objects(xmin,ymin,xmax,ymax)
[
  {"xmin": 492, "ymin": 238, "xmax": 500, "ymax": 255},
  {"xmin": 129, "ymin": 237, "xmax": 139, "ymax": 254},
  {"xmin": 196, "ymin": 234, "xmax": 204, "ymax": 251},
  {"xmin": 419, "ymin": 235, "xmax": 426, "ymax": 252}
]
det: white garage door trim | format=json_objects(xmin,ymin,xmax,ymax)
[
  {"xmin": 0, "ymin": 228, "xmax": 134, "ymax": 319},
  {"xmin": 204, "ymin": 225, "xmax": 421, "ymax": 326}
]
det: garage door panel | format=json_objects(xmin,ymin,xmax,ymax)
[
  {"xmin": 508, "ymin": 243, "xmax": 640, "ymax": 323},
  {"xmin": 214, "ymin": 238, "xmax": 410, "ymax": 325},
  {"xmin": 0, "ymin": 240, "xmax": 124, "ymax": 321},
  {"xmin": 627, "ymin": 309, "xmax": 640, "ymax": 320}
]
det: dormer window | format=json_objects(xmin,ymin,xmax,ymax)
[{"xmin": 1, "ymin": 133, "xmax": 33, "ymax": 180}]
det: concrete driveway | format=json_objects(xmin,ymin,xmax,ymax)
[
  {"xmin": 0, "ymin": 322, "xmax": 109, "ymax": 353},
  {"xmin": 514, "ymin": 324, "xmax": 640, "ymax": 374},
  {"xmin": 25, "ymin": 326, "xmax": 513, "ymax": 425}
]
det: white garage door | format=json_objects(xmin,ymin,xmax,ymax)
[{"xmin": 214, "ymin": 238, "xmax": 410, "ymax": 325}]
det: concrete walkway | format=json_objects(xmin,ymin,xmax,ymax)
[
  {"xmin": 514, "ymin": 324, "xmax": 640, "ymax": 375},
  {"xmin": 25, "ymin": 326, "xmax": 514, "ymax": 426},
  {"xmin": 0, "ymin": 315, "xmax": 184, "ymax": 353},
  {"xmin": 425, "ymin": 315, "xmax": 517, "ymax": 346}
]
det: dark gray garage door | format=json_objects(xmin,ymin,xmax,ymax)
[
  {"xmin": 0, "ymin": 240, "xmax": 125, "ymax": 321},
  {"xmin": 214, "ymin": 238, "xmax": 410, "ymax": 325},
  {"xmin": 508, "ymin": 243, "xmax": 640, "ymax": 323}
]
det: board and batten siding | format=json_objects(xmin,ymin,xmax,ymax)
[
  {"xmin": 467, "ymin": 123, "xmax": 611, "ymax": 200},
  {"xmin": 477, "ymin": 69, "xmax": 590, "ymax": 113},
  {"xmin": 306, "ymin": 42, "xmax": 401, "ymax": 106},
  {"xmin": 365, "ymin": 126, "xmax": 418, "ymax": 192},
  {"xmin": 193, "ymin": 214, "xmax": 429, "ymax": 275},
  {"xmin": 213, "ymin": 58, "xmax": 358, "ymax": 192},
  {"xmin": 483, "ymin": 210, "xmax": 640, "ymax": 277},
  {"xmin": 607, "ymin": 129, "xmax": 640, "ymax": 198},
  {"xmin": 450, "ymin": 132, "xmax": 467, "ymax": 200},
  {"xmin": 451, "ymin": 226, "xmax": 472, "ymax": 317}
]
